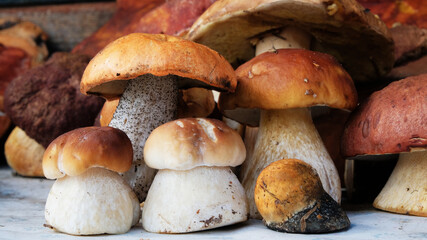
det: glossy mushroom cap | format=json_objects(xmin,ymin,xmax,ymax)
[
  {"xmin": 144, "ymin": 118, "xmax": 246, "ymax": 170},
  {"xmin": 342, "ymin": 74, "xmax": 427, "ymax": 157},
  {"xmin": 219, "ymin": 49, "xmax": 358, "ymax": 126},
  {"xmin": 187, "ymin": 0, "xmax": 394, "ymax": 82},
  {"xmin": 80, "ymin": 33, "xmax": 237, "ymax": 98},
  {"xmin": 43, "ymin": 126, "xmax": 133, "ymax": 179}
]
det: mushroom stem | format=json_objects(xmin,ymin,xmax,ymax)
[
  {"xmin": 255, "ymin": 26, "xmax": 311, "ymax": 55},
  {"xmin": 240, "ymin": 108, "xmax": 341, "ymax": 218},
  {"xmin": 142, "ymin": 166, "xmax": 248, "ymax": 233},
  {"xmin": 45, "ymin": 168, "xmax": 140, "ymax": 235},
  {"xmin": 109, "ymin": 75, "xmax": 179, "ymax": 201},
  {"xmin": 373, "ymin": 151, "xmax": 427, "ymax": 216}
]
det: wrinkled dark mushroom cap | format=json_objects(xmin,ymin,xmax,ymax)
[{"xmin": 4, "ymin": 52, "xmax": 104, "ymax": 148}]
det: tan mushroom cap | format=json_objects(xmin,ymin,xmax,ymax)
[
  {"xmin": 80, "ymin": 33, "xmax": 237, "ymax": 98},
  {"xmin": 144, "ymin": 118, "xmax": 246, "ymax": 170},
  {"xmin": 219, "ymin": 49, "xmax": 358, "ymax": 126},
  {"xmin": 342, "ymin": 74, "xmax": 427, "ymax": 157},
  {"xmin": 43, "ymin": 126, "xmax": 133, "ymax": 179},
  {"xmin": 187, "ymin": 0, "xmax": 394, "ymax": 82}
]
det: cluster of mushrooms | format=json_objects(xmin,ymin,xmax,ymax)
[{"xmin": 33, "ymin": 0, "xmax": 425, "ymax": 236}]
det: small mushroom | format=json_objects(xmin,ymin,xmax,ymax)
[
  {"xmin": 255, "ymin": 159, "xmax": 350, "ymax": 233},
  {"xmin": 43, "ymin": 126, "xmax": 140, "ymax": 235},
  {"xmin": 142, "ymin": 118, "xmax": 248, "ymax": 233},
  {"xmin": 80, "ymin": 33, "xmax": 236, "ymax": 201},
  {"xmin": 342, "ymin": 74, "xmax": 427, "ymax": 216}
]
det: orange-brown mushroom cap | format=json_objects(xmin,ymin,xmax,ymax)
[
  {"xmin": 219, "ymin": 49, "xmax": 358, "ymax": 126},
  {"xmin": 80, "ymin": 33, "xmax": 237, "ymax": 98},
  {"xmin": 43, "ymin": 126, "xmax": 133, "ymax": 179}
]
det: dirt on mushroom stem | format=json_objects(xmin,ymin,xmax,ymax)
[{"xmin": 108, "ymin": 74, "xmax": 179, "ymax": 201}]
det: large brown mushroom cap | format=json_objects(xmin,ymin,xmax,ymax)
[
  {"xmin": 80, "ymin": 33, "xmax": 237, "ymax": 98},
  {"xmin": 187, "ymin": 0, "xmax": 394, "ymax": 82},
  {"xmin": 342, "ymin": 74, "xmax": 427, "ymax": 157},
  {"xmin": 4, "ymin": 52, "xmax": 105, "ymax": 148},
  {"xmin": 43, "ymin": 126, "xmax": 133, "ymax": 180},
  {"xmin": 219, "ymin": 49, "xmax": 358, "ymax": 126}
]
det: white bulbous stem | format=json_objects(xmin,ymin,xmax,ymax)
[
  {"xmin": 373, "ymin": 151, "xmax": 427, "ymax": 216},
  {"xmin": 109, "ymin": 75, "xmax": 179, "ymax": 202},
  {"xmin": 142, "ymin": 166, "xmax": 248, "ymax": 233},
  {"xmin": 241, "ymin": 108, "xmax": 341, "ymax": 218},
  {"xmin": 45, "ymin": 168, "xmax": 140, "ymax": 235}
]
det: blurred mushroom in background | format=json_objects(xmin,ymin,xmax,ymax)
[
  {"xmin": 3, "ymin": 52, "xmax": 104, "ymax": 177},
  {"xmin": 0, "ymin": 18, "xmax": 48, "ymax": 164}
]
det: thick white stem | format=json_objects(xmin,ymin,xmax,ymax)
[
  {"xmin": 241, "ymin": 108, "xmax": 341, "ymax": 218},
  {"xmin": 45, "ymin": 168, "xmax": 140, "ymax": 235},
  {"xmin": 373, "ymin": 151, "xmax": 427, "ymax": 216},
  {"xmin": 109, "ymin": 75, "xmax": 179, "ymax": 201},
  {"xmin": 142, "ymin": 166, "xmax": 247, "ymax": 233}
]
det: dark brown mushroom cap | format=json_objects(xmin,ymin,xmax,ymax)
[
  {"xmin": 4, "ymin": 52, "xmax": 105, "ymax": 148},
  {"xmin": 187, "ymin": 0, "xmax": 394, "ymax": 83},
  {"xmin": 80, "ymin": 33, "xmax": 237, "ymax": 98},
  {"xmin": 219, "ymin": 49, "xmax": 358, "ymax": 126},
  {"xmin": 342, "ymin": 74, "xmax": 427, "ymax": 157}
]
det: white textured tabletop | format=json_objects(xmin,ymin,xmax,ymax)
[{"xmin": 0, "ymin": 166, "xmax": 426, "ymax": 240}]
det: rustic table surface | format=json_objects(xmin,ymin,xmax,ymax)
[{"xmin": 0, "ymin": 166, "xmax": 426, "ymax": 240}]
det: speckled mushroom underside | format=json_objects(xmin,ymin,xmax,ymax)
[
  {"xmin": 109, "ymin": 75, "xmax": 179, "ymax": 200},
  {"xmin": 80, "ymin": 33, "xmax": 237, "ymax": 201}
]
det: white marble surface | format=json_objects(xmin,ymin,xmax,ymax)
[{"xmin": 0, "ymin": 166, "xmax": 426, "ymax": 240}]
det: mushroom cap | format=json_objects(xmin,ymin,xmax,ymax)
[
  {"xmin": 219, "ymin": 49, "xmax": 358, "ymax": 126},
  {"xmin": 342, "ymin": 74, "xmax": 427, "ymax": 157},
  {"xmin": 144, "ymin": 118, "xmax": 246, "ymax": 170},
  {"xmin": 80, "ymin": 33, "xmax": 237, "ymax": 98},
  {"xmin": 43, "ymin": 126, "xmax": 133, "ymax": 179},
  {"xmin": 186, "ymin": 0, "xmax": 394, "ymax": 83},
  {"xmin": 254, "ymin": 158, "xmax": 350, "ymax": 233},
  {"xmin": 3, "ymin": 52, "xmax": 104, "ymax": 148}
]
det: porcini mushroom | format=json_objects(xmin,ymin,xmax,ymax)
[
  {"xmin": 80, "ymin": 33, "xmax": 236, "ymax": 201},
  {"xmin": 186, "ymin": 0, "xmax": 389, "ymax": 218},
  {"xmin": 43, "ymin": 126, "xmax": 140, "ymax": 235},
  {"xmin": 221, "ymin": 49, "xmax": 357, "ymax": 218},
  {"xmin": 342, "ymin": 74, "xmax": 427, "ymax": 216},
  {"xmin": 142, "ymin": 118, "xmax": 248, "ymax": 233},
  {"xmin": 255, "ymin": 159, "xmax": 350, "ymax": 233}
]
